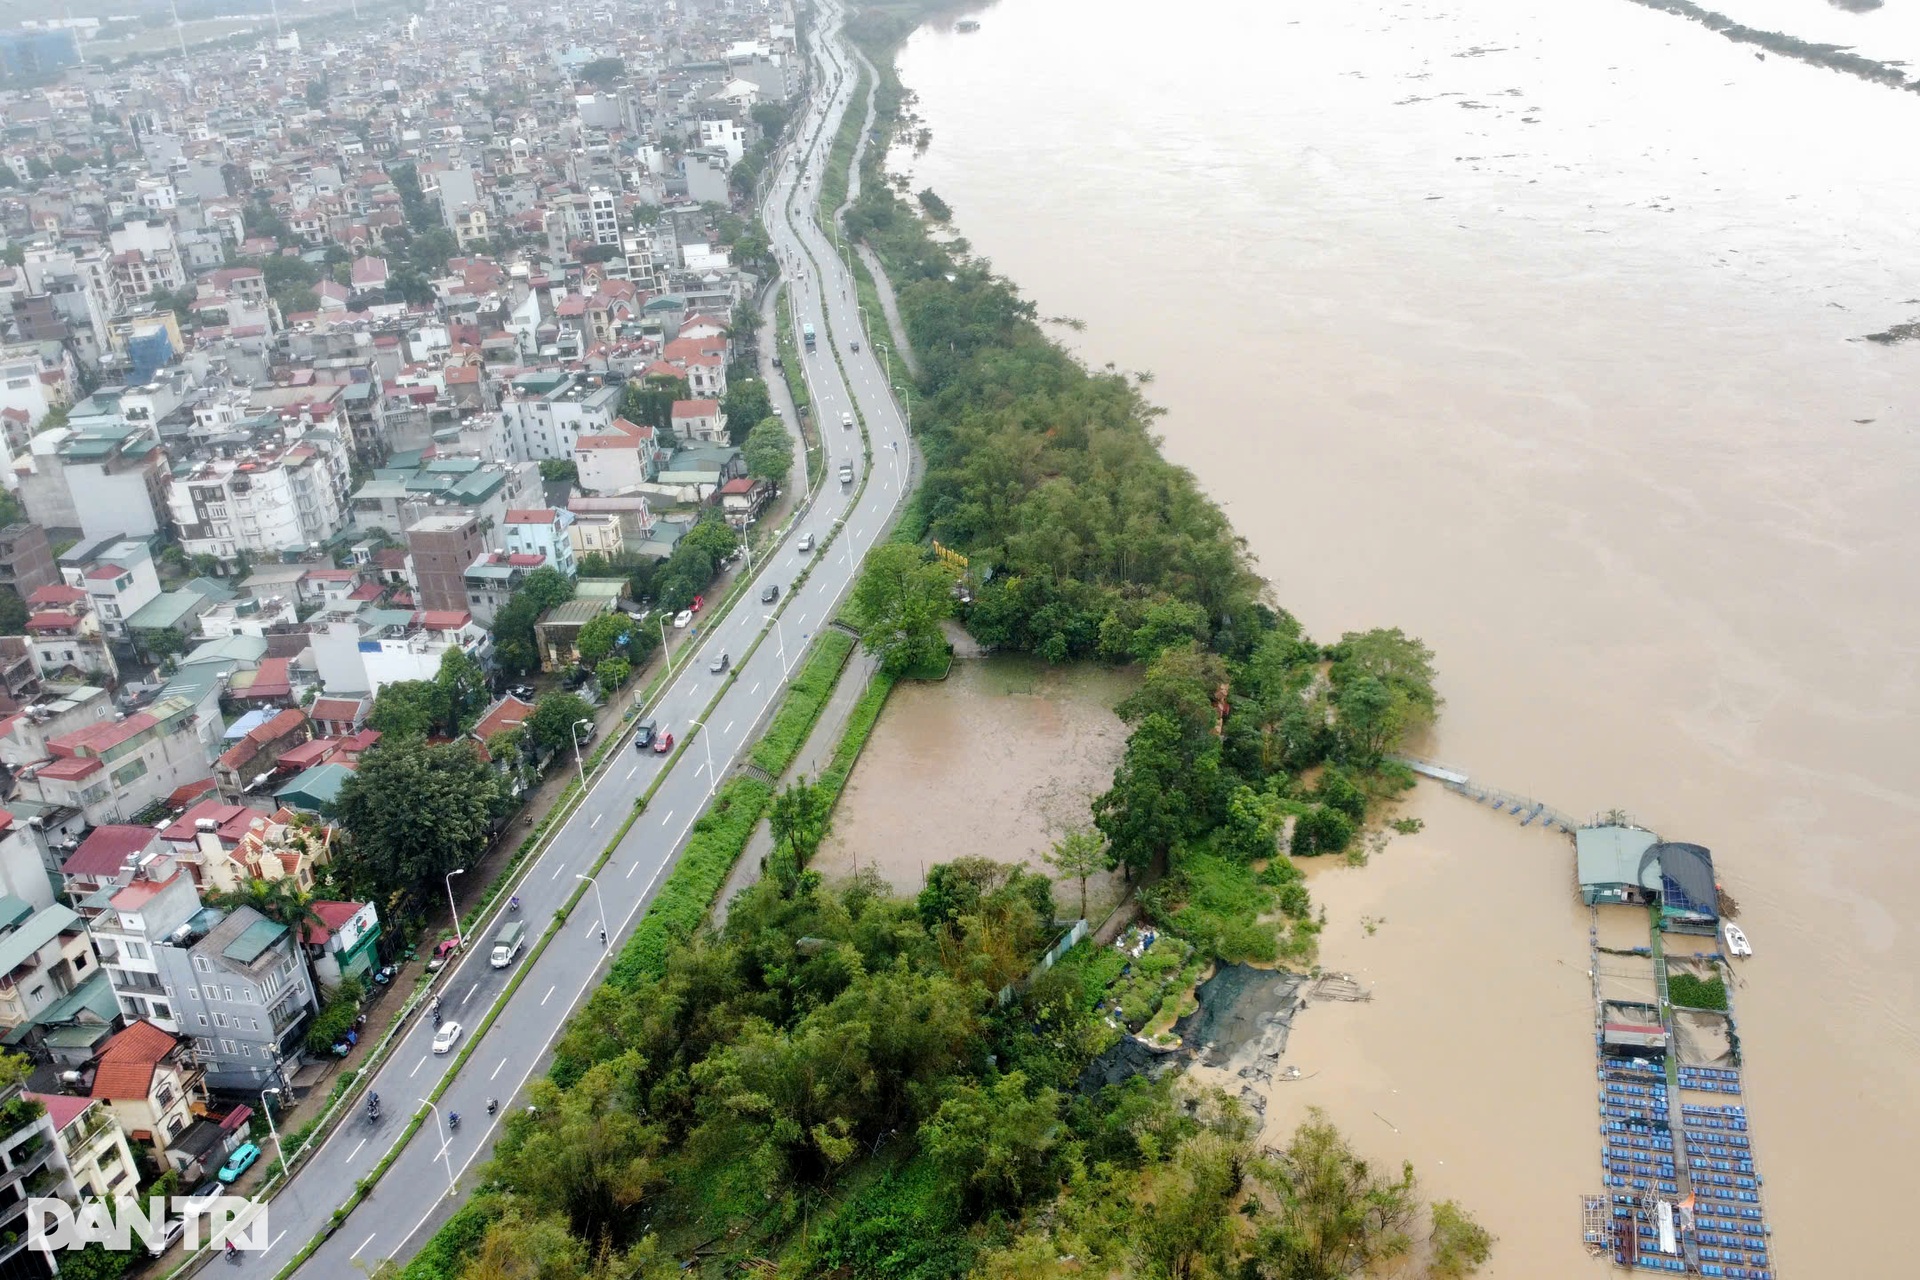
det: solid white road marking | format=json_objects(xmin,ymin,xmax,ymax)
[
  {"xmin": 352, "ymin": 1232, "xmax": 377, "ymax": 1260},
  {"xmin": 724, "ymin": 720, "xmax": 734, "ymax": 735},
  {"xmin": 491, "ymin": 1058, "xmax": 506, "ymax": 1079},
  {"xmin": 626, "ymin": 861, "xmax": 639, "ymax": 879},
  {"xmin": 462, "ymin": 984, "xmax": 477, "ymax": 1006},
  {"xmin": 662, "ymin": 810, "xmax": 672, "ymax": 823},
  {"xmin": 550, "ymin": 862, "xmax": 563, "ymax": 880},
  {"xmin": 627, "ymin": 765, "xmax": 637, "ymax": 780},
  {"xmin": 408, "ymin": 1056, "xmax": 426, "ymax": 1078},
  {"xmin": 591, "ymin": 812, "xmax": 602, "ymax": 828},
  {"xmin": 350, "ymin": 1138, "xmax": 367, "ymax": 1161},
  {"xmin": 541, "ymin": 985, "xmax": 554, "ymax": 1006}
]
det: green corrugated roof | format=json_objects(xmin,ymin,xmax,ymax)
[
  {"xmin": 449, "ymin": 471, "xmax": 503, "ymax": 502},
  {"xmin": 223, "ymin": 918, "xmax": 287, "ymax": 965},
  {"xmin": 422, "ymin": 457, "xmax": 480, "ymax": 474},
  {"xmin": 276, "ymin": 762, "xmax": 354, "ymax": 812},
  {"xmin": 126, "ymin": 589, "xmax": 209, "ymax": 631},
  {"xmin": 0, "ymin": 904, "xmax": 79, "ymax": 976},
  {"xmin": 0, "ymin": 895, "xmax": 32, "ymax": 931}
]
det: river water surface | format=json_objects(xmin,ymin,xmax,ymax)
[{"xmin": 893, "ymin": 0, "xmax": 1920, "ymax": 1272}]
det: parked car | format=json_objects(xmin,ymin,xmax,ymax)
[
  {"xmin": 635, "ymin": 719, "xmax": 657, "ymax": 749},
  {"xmin": 432, "ymin": 1022, "xmax": 463, "ymax": 1054},
  {"xmin": 798, "ymin": 533, "xmax": 815, "ymax": 552},
  {"xmin": 510, "ymin": 684, "xmax": 535, "ymax": 701},
  {"xmin": 217, "ymin": 1143, "xmax": 261, "ymax": 1185},
  {"xmin": 652, "ymin": 731, "xmax": 675, "ymax": 754},
  {"xmin": 709, "ymin": 652, "xmax": 731, "ymax": 675},
  {"xmin": 147, "ymin": 1217, "xmax": 186, "ymax": 1257},
  {"xmin": 691, "ymin": 594, "xmax": 705, "ymax": 612},
  {"xmin": 426, "ymin": 937, "xmax": 460, "ymax": 971},
  {"xmin": 761, "ymin": 584, "xmax": 780, "ymax": 604},
  {"xmin": 673, "ymin": 610, "xmax": 694, "ymax": 629}
]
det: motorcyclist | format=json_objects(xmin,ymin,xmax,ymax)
[
  {"xmin": 486, "ymin": 1097, "xmax": 498, "ymax": 1115},
  {"xmin": 448, "ymin": 1111, "xmax": 460, "ymax": 1131}
]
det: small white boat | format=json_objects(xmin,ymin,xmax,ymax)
[{"xmin": 1722, "ymin": 921, "xmax": 1752, "ymax": 958}]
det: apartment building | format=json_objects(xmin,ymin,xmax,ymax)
[
  {"xmin": 0, "ymin": 1080, "xmax": 81, "ymax": 1275},
  {"xmin": 20, "ymin": 585, "xmax": 118, "ymax": 686},
  {"xmin": 0, "ymin": 523, "xmax": 56, "ymax": 602},
  {"xmin": 166, "ymin": 426, "xmax": 354, "ymax": 568},
  {"xmin": 155, "ymin": 904, "xmax": 318, "ymax": 1091},
  {"xmin": 497, "ymin": 371, "xmax": 621, "ymax": 462},
  {"xmin": 25, "ymin": 1093, "xmax": 138, "ymax": 1200},
  {"xmin": 502, "ymin": 508, "xmax": 577, "ymax": 579},
  {"xmin": 58, "ymin": 535, "xmax": 161, "ymax": 640},
  {"xmin": 12, "ymin": 696, "xmax": 214, "ymax": 826},
  {"xmin": 405, "ymin": 512, "xmax": 489, "ymax": 614}
]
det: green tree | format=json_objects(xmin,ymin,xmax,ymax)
[
  {"xmin": 1249, "ymin": 1109, "xmax": 1419, "ymax": 1280},
  {"xmin": 596, "ymin": 656, "xmax": 631, "ymax": 697},
  {"xmin": 435, "ymin": 646, "xmax": 489, "ymax": 732},
  {"xmin": 522, "ymin": 566, "xmax": 576, "ymax": 610},
  {"xmin": 334, "ymin": 738, "xmax": 504, "ymax": 903},
  {"xmin": 526, "ymin": 693, "xmax": 595, "ymax": 755},
  {"xmin": 847, "ymin": 543, "xmax": 956, "ymax": 675},
  {"xmin": 1135, "ymin": 1128, "xmax": 1247, "ymax": 1280},
  {"xmin": 539, "ymin": 459, "xmax": 578, "ymax": 483},
  {"xmin": 723, "ymin": 378, "xmax": 773, "ymax": 442},
  {"xmin": 1092, "ymin": 712, "xmax": 1194, "ymax": 878},
  {"xmin": 923, "ymin": 1072, "xmax": 1070, "ymax": 1218},
  {"xmin": 579, "ymin": 57, "xmax": 624, "ymax": 87},
  {"xmin": 1290, "ymin": 804, "xmax": 1355, "ymax": 857},
  {"xmin": 367, "ymin": 679, "xmax": 451, "ymax": 739},
  {"xmin": 768, "ymin": 777, "xmax": 831, "ymax": 874},
  {"xmin": 742, "ymin": 416, "xmax": 796, "ymax": 485},
  {"xmin": 1044, "ymin": 827, "xmax": 1108, "ymax": 920},
  {"xmin": 49, "ymin": 1245, "xmax": 130, "ymax": 1280},
  {"xmin": 1218, "ymin": 785, "xmax": 1282, "ymax": 862},
  {"xmin": 575, "ymin": 612, "xmax": 633, "ymax": 667},
  {"xmin": 1119, "ymin": 642, "xmax": 1228, "ymax": 746},
  {"xmin": 1333, "ymin": 674, "xmax": 1399, "ymax": 767}
]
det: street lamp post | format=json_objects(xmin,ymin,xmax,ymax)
[
  {"xmin": 443, "ymin": 868, "xmax": 465, "ymax": 949},
  {"xmin": 891, "ymin": 381, "xmax": 912, "ymax": 435},
  {"xmin": 575, "ymin": 874, "xmax": 608, "ymax": 947},
  {"xmin": 659, "ymin": 616, "xmax": 672, "ymax": 674},
  {"xmin": 569, "ymin": 717, "xmax": 594, "ymax": 794},
  {"xmin": 420, "ymin": 1099, "xmax": 457, "ymax": 1198},
  {"xmin": 688, "ymin": 719, "xmax": 719, "ymax": 794},
  {"xmin": 259, "ymin": 1086, "xmax": 286, "ymax": 1176},
  {"xmin": 775, "ymin": 613, "xmax": 792, "ymax": 675}
]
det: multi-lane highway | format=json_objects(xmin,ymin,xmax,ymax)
[{"xmin": 230, "ymin": 4, "xmax": 908, "ymax": 1273}]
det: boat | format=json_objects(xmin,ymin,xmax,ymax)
[
  {"xmin": 955, "ymin": 19, "xmax": 980, "ymax": 32},
  {"xmin": 1721, "ymin": 920, "xmax": 1752, "ymax": 958}
]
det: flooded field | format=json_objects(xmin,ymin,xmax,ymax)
[{"xmin": 814, "ymin": 655, "xmax": 1134, "ymax": 915}]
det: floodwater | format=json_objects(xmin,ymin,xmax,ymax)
[
  {"xmin": 814, "ymin": 655, "xmax": 1133, "ymax": 914},
  {"xmin": 894, "ymin": 0, "xmax": 1920, "ymax": 1272}
]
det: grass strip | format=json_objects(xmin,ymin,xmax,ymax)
[{"xmin": 749, "ymin": 630, "xmax": 857, "ymax": 775}]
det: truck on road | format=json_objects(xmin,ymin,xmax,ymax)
[
  {"xmin": 490, "ymin": 921, "xmax": 526, "ymax": 968},
  {"xmin": 803, "ymin": 322, "xmax": 816, "ymax": 352}
]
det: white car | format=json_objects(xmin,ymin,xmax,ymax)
[
  {"xmin": 673, "ymin": 610, "xmax": 694, "ymax": 629},
  {"xmin": 432, "ymin": 1022, "xmax": 463, "ymax": 1054}
]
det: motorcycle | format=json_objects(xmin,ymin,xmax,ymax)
[{"xmin": 447, "ymin": 1112, "xmax": 460, "ymax": 1132}]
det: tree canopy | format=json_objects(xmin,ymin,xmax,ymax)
[
  {"xmin": 742, "ymin": 415, "xmax": 795, "ymax": 485},
  {"xmin": 847, "ymin": 543, "xmax": 956, "ymax": 675},
  {"xmin": 333, "ymin": 737, "xmax": 506, "ymax": 909}
]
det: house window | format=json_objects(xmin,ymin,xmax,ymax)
[
  {"xmin": 222, "ymin": 986, "xmax": 233, "ymax": 1002},
  {"xmin": 213, "ymin": 1013, "xmax": 227, "ymax": 1028},
  {"xmin": 151, "ymin": 1001, "xmax": 170, "ymax": 1019},
  {"xmin": 249, "ymin": 1018, "xmax": 259, "ymax": 1032},
  {"xmin": 122, "ymin": 941, "xmax": 147, "ymax": 960},
  {"xmin": 241, "ymin": 1045, "xmax": 252, "ymax": 1057},
  {"xmin": 220, "ymin": 1039, "xmax": 236, "ymax": 1055},
  {"xmin": 242, "ymin": 990, "xmax": 253, "ymax": 1003},
  {"xmin": 193, "ymin": 956, "xmax": 211, "ymax": 974},
  {"xmin": 167, "ymin": 1114, "xmax": 185, "ymax": 1137},
  {"xmin": 197, "ymin": 1038, "xmax": 215, "ymax": 1055},
  {"xmin": 203, "ymin": 985, "xmax": 218, "ymax": 1001},
  {"xmin": 154, "ymin": 1084, "xmax": 174, "ymax": 1108},
  {"xmin": 196, "ymin": 1014, "xmax": 207, "ymax": 1027}
]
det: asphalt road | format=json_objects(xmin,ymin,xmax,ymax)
[{"xmin": 237, "ymin": 6, "xmax": 905, "ymax": 1274}]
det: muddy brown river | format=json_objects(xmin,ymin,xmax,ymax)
[{"xmin": 891, "ymin": 0, "xmax": 1920, "ymax": 1272}]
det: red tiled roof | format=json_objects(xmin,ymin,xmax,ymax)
[
  {"xmin": 671, "ymin": 399, "xmax": 720, "ymax": 417},
  {"xmin": 720, "ymin": 477, "xmax": 757, "ymax": 495},
  {"xmin": 26, "ymin": 612, "xmax": 80, "ymax": 632},
  {"xmin": 165, "ymin": 778, "xmax": 219, "ymax": 808},
  {"xmin": 92, "ymin": 1021, "xmax": 179, "ymax": 1101},
  {"xmin": 160, "ymin": 800, "xmax": 256, "ymax": 846},
  {"xmin": 309, "ymin": 697, "xmax": 366, "ymax": 725},
  {"xmin": 347, "ymin": 582, "xmax": 383, "ymax": 601},
  {"xmin": 83, "ymin": 564, "xmax": 125, "ymax": 581},
  {"xmin": 246, "ymin": 657, "xmax": 292, "ymax": 699},
  {"xmin": 471, "ymin": 695, "xmax": 533, "ymax": 743},
  {"xmin": 503, "ymin": 509, "xmax": 556, "ymax": 524},
  {"xmin": 417, "ymin": 609, "xmax": 470, "ymax": 630},
  {"xmin": 26, "ymin": 585, "xmax": 85, "ymax": 606},
  {"xmin": 64, "ymin": 824, "xmax": 159, "ymax": 877},
  {"xmin": 25, "ymin": 1093, "xmax": 93, "ymax": 1132},
  {"xmin": 301, "ymin": 899, "xmax": 367, "ymax": 947}
]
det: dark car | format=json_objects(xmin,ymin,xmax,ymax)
[
  {"xmin": 634, "ymin": 719, "xmax": 657, "ymax": 750},
  {"xmin": 761, "ymin": 584, "xmax": 780, "ymax": 604},
  {"xmin": 509, "ymin": 684, "xmax": 535, "ymax": 701}
]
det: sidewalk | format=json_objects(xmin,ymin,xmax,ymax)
[{"xmin": 712, "ymin": 636, "xmax": 879, "ymax": 925}]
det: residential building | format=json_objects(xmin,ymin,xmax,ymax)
[
  {"xmin": 574, "ymin": 416, "xmax": 666, "ymax": 494},
  {"xmin": 157, "ymin": 802, "xmax": 330, "ymax": 897},
  {"xmin": 405, "ymin": 512, "xmax": 489, "ymax": 615},
  {"xmin": 348, "ymin": 455, "xmax": 537, "ymax": 543},
  {"xmin": 165, "ymin": 425, "xmax": 354, "ymax": 569},
  {"xmin": 63, "ymin": 827, "xmax": 193, "ymax": 1028},
  {"xmin": 212, "ymin": 709, "xmax": 311, "ymax": 795},
  {"xmin": 15, "ymin": 419, "xmax": 168, "ymax": 542},
  {"xmin": 719, "ymin": 476, "xmax": 773, "ymax": 530},
  {"xmin": 58, "ymin": 536, "xmax": 161, "ymax": 640},
  {"xmin": 154, "ymin": 904, "xmax": 318, "ymax": 1090},
  {"xmin": 670, "ymin": 397, "xmax": 726, "ymax": 445},
  {"xmin": 502, "ymin": 508, "xmax": 577, "ymax": 579},
  {"xmin": 534, "ymin": 584, "xmax": 622, "ymax": 671},
  {"xmin": 12, "ymin": 696, "xmax": 214, "ymax": 826},
  {"xmin": 0, "ymin": 524, "xmax": 55, "ymax": 602},
  {"xmin": 0, "ymin": 1079, "xmax": 81, "ymax": 1274},
  {"xmin": 461, "ymin": 551, "xmax": 547, "ymax": 627},
  {"xmin": 301, "ymin": 900, "xmax": 380, "ymax": 988},
  {"xmin": 25, "ymin": 1093, "xmax": 138, "ymax": 1200},
  {"xmin": 0, "ymin": 899, "xmax": 98, "ymax": 1033},
  {"xmin": 21, "ymin": 585, "xmax": 118, "ymax": 686},
  {"xmin": 87, "ymin": 1020, "xmax": 205, "ymax": 1166},
  {"xmin": 310, "ymin": 608, "xmax": 487, "ymax": 697},
  {"xmin": 496, "ymin": 371, "xmax": 621, "ymax": 462},
  {"xmin": 0, "ymin": 685, "xmax": 114, "ymax": 771}
]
